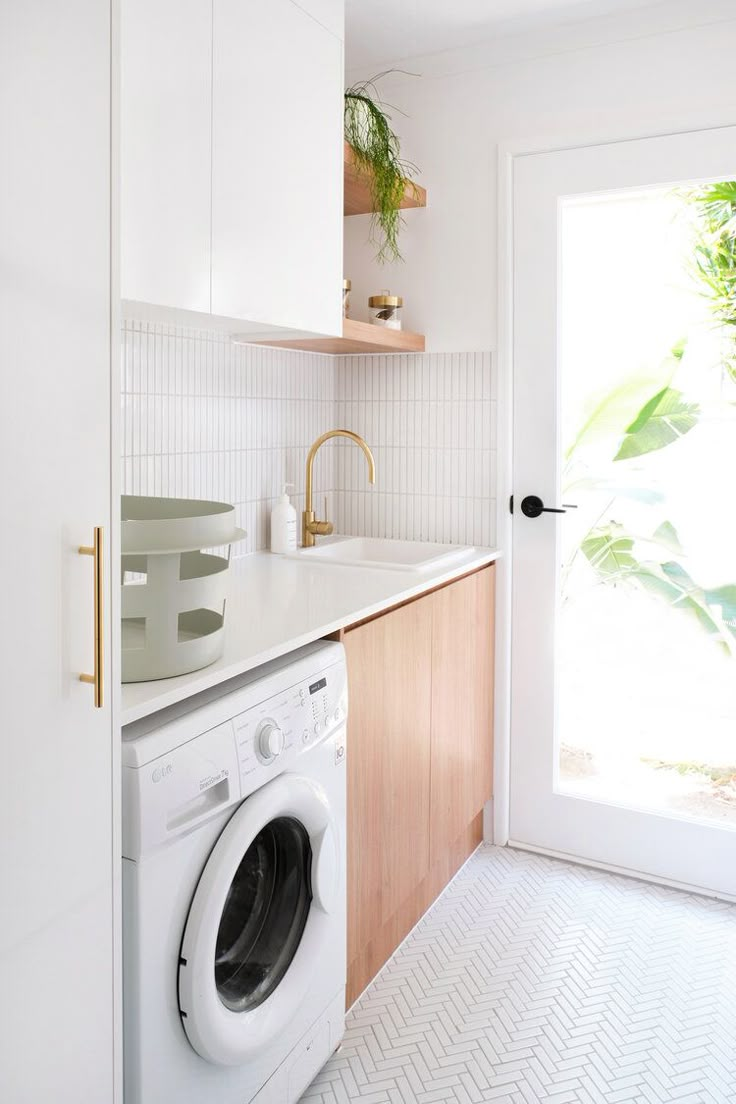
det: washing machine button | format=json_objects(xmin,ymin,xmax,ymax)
[{"xmin": 257, "ymin": 722, "xmax": 284, "ymax": 762}]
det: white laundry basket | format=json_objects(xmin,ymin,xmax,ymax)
[{"xmin": 121, "ymin": 496, "xmax": 246, "ymax": 682}]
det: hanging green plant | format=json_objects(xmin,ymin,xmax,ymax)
[{"xmin": 344, "ymin": 73, "xmax": 420, "ymax": 264}]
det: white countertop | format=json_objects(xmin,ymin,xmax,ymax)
[{"xmin": 121, "ymin": 546, "xmax": 500, "ymax": 726}]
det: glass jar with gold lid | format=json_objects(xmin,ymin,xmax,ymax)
[{"xmin": 368, "ymin": 290, "xmax": 402, "ymax": 330}]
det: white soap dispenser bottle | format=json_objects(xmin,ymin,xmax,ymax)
[{"xmin": 270, "ymin": 483, "xmax": 297, "ymax": 553}]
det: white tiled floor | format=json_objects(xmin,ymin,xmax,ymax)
[{"xmin": 303, "ymin": 845, "xmax": 736, "ymax": 1103}]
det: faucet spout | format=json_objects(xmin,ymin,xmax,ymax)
[{"xmin": 303, "ymin": 429, "xmax": 376, "ymax": 547}]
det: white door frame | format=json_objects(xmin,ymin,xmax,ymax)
[{"xmin": 493, "ymin": 119, "xmax": 736, "ymax": 898}]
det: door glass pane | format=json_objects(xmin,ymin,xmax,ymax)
[
  {"xmin": 558, "ymin": 180, "xmax": 736, "ymax": 826},
  {"xmin": 214, "ymin": 816, "xmax": 312, "ymax": 1012}
]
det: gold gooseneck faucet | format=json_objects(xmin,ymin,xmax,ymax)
[{"xmin": 303, "ymin": 430, "xmax": 376, "ymax": 547}]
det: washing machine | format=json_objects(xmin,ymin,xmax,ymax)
[{"xmin": 122, "ymin": 640, "xmax": 347, "ymax": 1104}]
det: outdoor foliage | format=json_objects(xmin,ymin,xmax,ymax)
[
  {"xmin": 559, "ymin": 184, "xmax": 736, "ymax": 799},
  {"xmin": 613, "ymin": 387, "xmax": 699, "ymax": 460},
  {"xmin": 562, "ymin": 182, "xmax": 736, "ymax": 653},
  {"xmin": 685, "ymin": 180, "xmax": 736, "ymax": 379},
  {"xmin": 579, "ymin": 521, "xmax": 736, "ymax": 655}
]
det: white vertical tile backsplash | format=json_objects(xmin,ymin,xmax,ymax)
[
  {"xmin": 121, "ymin": 321, "xmax": 338, "ymax": 555},
  {"xmin": 333, "ymin": 352, "xmax": 496, "ymax": 547},
  {"xmin": 121, "ymin": 324, "xmax": 496, "ymax": 553}
]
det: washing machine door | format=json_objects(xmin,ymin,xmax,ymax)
[{"xmin": 178, "ymin": 772, "xmax": 339, "ymax": 1066}]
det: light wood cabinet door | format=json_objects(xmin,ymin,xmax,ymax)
[
  {"xmin": 121, "ymin": 0, "xmax": 212, "ymax": 312},
  {"xmin": 211, "ymin": 0, "xmax": 343, "ymax": 335},
  {"xmin": 430, "ymin": 566, "xmax": 495, "ymax": 856},
  {"xmin": 344, "ymin": 596, "xmax": 432, "ymax": 1004},
  {"xmin": 344, "ymin": 565, "xmax": 495, "ymax": 1005}
]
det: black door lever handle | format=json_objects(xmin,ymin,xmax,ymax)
[{"xmin": 519, "ymin": 495, "xmax": 577, "ymax": 518}]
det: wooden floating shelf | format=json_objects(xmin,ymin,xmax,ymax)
[
  {"xmin": 344, "ymin": 142, "xmax": 427, "ymax": 217},
  {"xmin": 255, "ymin": 319, "xmax": 425, "ymax": 356}
]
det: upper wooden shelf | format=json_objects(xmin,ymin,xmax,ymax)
[
  {"xmin": 344, "ymin": 142, "xmax": 427, "ymax": 217},
  {"xmin": 255, "ymin": 319, "xmax": 425, "ymax": 356}
]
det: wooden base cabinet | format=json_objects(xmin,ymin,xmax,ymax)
[
  {"xmin": 430, "ymin": 566, "xmax": 495, "ymax": 858},
  {"xmin": 344, "ymin": 597, "xmax": 433, "ymax": 1004},
  {"xmin": 345, "ymin": 565, "xmax": 495, "ymax": 1006}
]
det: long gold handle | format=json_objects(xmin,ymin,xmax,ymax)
[{"xmin": 79, "ymin": 527, "xmax": 104, "ymax": 708}]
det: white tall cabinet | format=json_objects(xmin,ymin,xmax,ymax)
[
  {"xmin": 0, "ymin": 0, "xmax": 344, "ymax": 1095},
  {"xmin": 0, "ymin": 3, "xmax": 118, "ymax": 1102}
]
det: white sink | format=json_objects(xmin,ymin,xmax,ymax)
[{"xmin": 289, "ymin": 536, "xmax": 474, "ymax": 573}]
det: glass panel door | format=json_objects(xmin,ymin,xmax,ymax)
[
  {"xmin": 559, "ymin": 184, "xmax": 736, "ymax": 827},
  {"xmin": 510, "ymin": 126, "xmax": 736, "ymax": 898}
]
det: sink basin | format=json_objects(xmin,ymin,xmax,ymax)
[{"xmin": 289, "ymin": 537, "xmax": 474, "ymax": 573}]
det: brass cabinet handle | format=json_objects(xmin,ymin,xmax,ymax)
[{"xmin": 79, "ymin": 526, "xmax": 104, "ymax": 708}]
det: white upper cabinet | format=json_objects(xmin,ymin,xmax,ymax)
[
  {"xmin": 121, "ymin": 0, "xmax": 344, "ymax": 336},
  {"xmin": 290, "ymin": 0, "xmax": 345, "ymax": 39},
  {"xmin": 211, "ymin": 0, "xmax": 344, "ymax": 335},
  {"xmin": 121, "ymin": 0, "xmax": 212, "ymax": 313}
]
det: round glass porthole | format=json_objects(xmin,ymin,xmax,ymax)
[{"xmin": 214, "ymin": 816, "xmax": 313, "ymax": 1013}]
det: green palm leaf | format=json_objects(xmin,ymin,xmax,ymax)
[
  {"xmin": 614, "ymin": 387, "xmax": 699, "ymax": 461},
  {"xmin": 580, "ymin": 524, "xmax": 736, "ymax": 654},
  {"xmin": 580, "ymin": 524, "xmax": 636, "ymax": 576}
]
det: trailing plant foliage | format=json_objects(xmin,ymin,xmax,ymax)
[{"xmin": 344, "ymin": 74, "xmax": 419, "ymax": 264}]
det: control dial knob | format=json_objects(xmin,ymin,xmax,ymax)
[{"xmin": 257, "ymin": 722, "xmax": 285, "ymax": 762}]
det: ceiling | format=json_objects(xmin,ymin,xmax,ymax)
[{"xmin": 345, "ymin": 0, "xmax": 661, "ymax": 72}]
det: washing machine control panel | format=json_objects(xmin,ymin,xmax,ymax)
[
  {"xmin": 233, "ymin": 663, "xmax": 347, "ymax": 781},
  {"xmin": 121, "ymin": 643, "xmax": 348, "ymax": 858}
]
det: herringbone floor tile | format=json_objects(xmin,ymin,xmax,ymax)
[{"xmin": 301, "ymin": 846, "xmax": 736, "ymax": 1103}]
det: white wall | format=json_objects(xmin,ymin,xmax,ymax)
[
  {"xmin": 121, "ymin": 321, "xmax": 338, "ymax": 553},
  {"xmin": 344, "ymin": 1, "xmax": 736, "ymax": 352},
  {"xmin": 333, "ymin": 351, "xmax": 496, "ymax": 545},
  {"xmin": 122, "ymin": 324, "xmax": 497, "ymax": 550}
]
